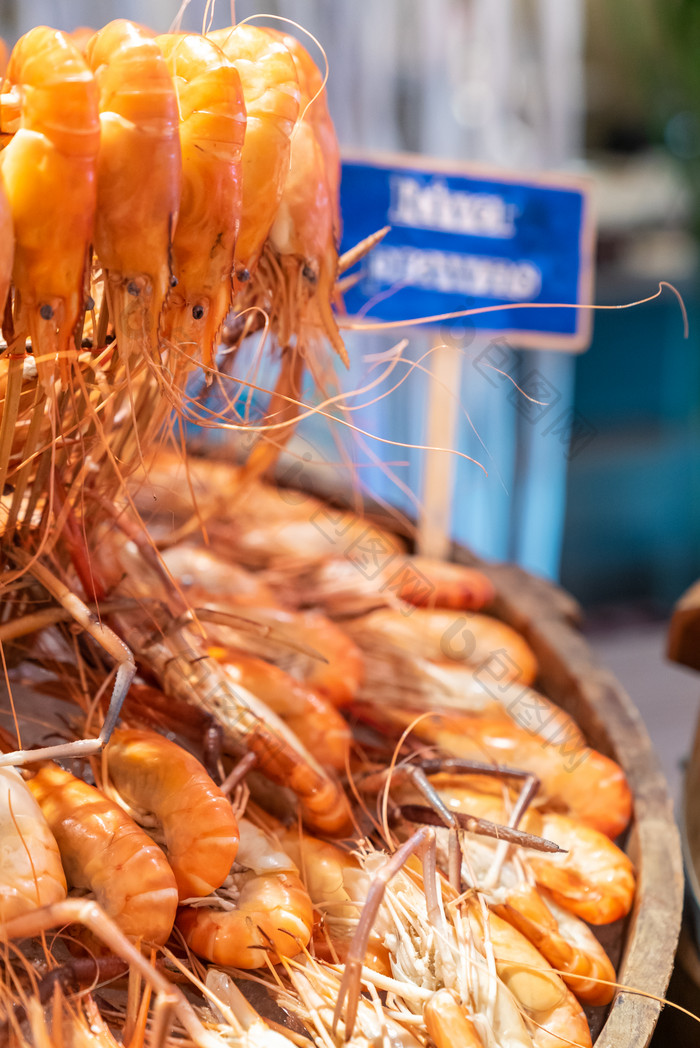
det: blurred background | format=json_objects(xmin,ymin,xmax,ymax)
[{"xmin": 1, "ymin": 0, "xmax": 699, "ymax": 802}]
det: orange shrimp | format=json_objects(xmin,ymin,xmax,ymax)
[
  {"xmin": 28, "ymin": 763, "xmax": 178, "ymax": 944},
  {"xmin": 496, "ymin": 887, "xmax": 618, "ymax": 1006},
  {"xmin": 104, "ymin": 728, "xmax": 239, "ymax": 899},
  {"xmin": 86, "ymin": 20, "xmax": 180, "ymax": 367},
  {"xmin": 91, "ymin": 523, "xmax": 353, "ymax": 836},
  {"xmin": 211, "ymin": 651, "xmax": 351, "ymax": 772},
  {"xmin": 156, "ymin": 33, "xmax": 246, "ymax": 371},
  {"xmin": 206, "ymin": 24, "xmax": 300, "ymax": 284},
  {"xmin": 0, "ymin": 766, "xmax": 66, "ymax": 921},
  {"xmin": 1, "ymin": 27, "xmax": 98, "ymax": 387},
  {"xmin": 424, "ymin": 990, "xmax": 484, "ymax": 1048},
  {"xmin": 264, "ymin": 28, "xmax": 341, "ymax": 237},
  {"xmin": 176, "ymin": 817, "xmax": 313, "ymax": 968},
  {"xmin": 358, "ymin": 705, "xmax": 631, "ymax": 838},
  {"xmin": 462, "ymin": 903, "xmax": 592, "ymax": 1048},
  {"xmin": 276, "ymin": 824, "xmax": 392, "ymax": 973},
  {"xmin": 159, "ymin": 543, "xmax": 280, "ymax": 608},
  {"xmin": 204, "ymin": 606, "xmax": 364, "ymax": 709},
  {"xmin": 346, "ymin": 606, "xmax": 538, "ymax": 685},
  {"xmin": 393, "ymin": 771, "xmax": 635, "ymax": 923},
  {"xmin": 396, "ymin": 556, "xmax": 496, "ymax": 610}
]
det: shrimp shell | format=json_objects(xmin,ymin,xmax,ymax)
[
  {"xmin": 105, "ymin": 727, "xmax": 239, "ymax": 899},
  {"xmin": 207, "ymin": 25, "xmax": 300, "ymax": 282},
  {"xmin": 1, "ymin": 27, "xmax": 98, "ymax": 385},
  {"xmin": 86, "ymin": 20, "xmax": 181, "ymax": 363},
  {"xmin": 177, "ymin": 818, "xmax": 313, "ymax": 968},
  {"xmin": 0, "ymin": 766, "xmax": 66, "ymax": 921},
  {"xmin": 157, "ymin": 32, "xmax": 246, "ymax": 370},
  {"xmin": 28, "ymin": 762, "xmax": 178, "ymax": 944}
]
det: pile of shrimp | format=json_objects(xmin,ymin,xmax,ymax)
[
  {"xmin": 0, "ymin": 445, "xmax": 640, "ymax": 1048},
  {"xmin": 0, "ymin": 14, "xmax": 366, "ymax": 601}
]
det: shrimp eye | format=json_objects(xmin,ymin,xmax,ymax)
[
  {"xmin": 39, "ymin": 304, "xmax": 54, "ymax": 320},
  {"xmin": 302, "ymin": 264, "xmax": 317, "ymax": 285},
  {"xmin": 170, "ymin": 275, "xmax": 178, "ymax": 288},
  {"xmin": 127, "ymin": 281, "xmax": 141, "ymax": 297},
  {"xmin": 81, "ymin": 337, "xmax": 93, "ymax": 349},
  {"xmin": 85, "ymin": 296, "xmax": 95, "ymax": 311},
  {"xmin": 237, "ymin": 267, "xmax": 251, "ymax": 283},
  {"xmin": 192, "ymin": 305, "xmax": 205, "ymax": 320}
]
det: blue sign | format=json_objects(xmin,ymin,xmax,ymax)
[{"xmin": 339, "ymin": 154, "xmax": 595, "ymax": 352}]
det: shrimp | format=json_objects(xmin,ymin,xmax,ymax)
[
  {"xmin": 176, "ymin": 817, "xmax": 313, "ymax": 968},
  {"xmin": 85, "ymin": 522, "xmax": 354, "ymax": 835},
  {"xmin": 288, "ymin": 553, "xmax": 497, "ymax": 618},
  {"xmin": 159, "ymin": 543, "xmax": 280, "ymax": 608},
  {"xmin": 206, "ymin": 25, "xmax": 300, "ymax": 284},
  {"xmin": 345, "ymin": 606, "xmax": 539, "ymax": 686},
  {"xmin": 424, "ymin": 989, "xmax": 485, "ymax": 1048},
  {"xmin": 275, "ymin": 824, "xmax": 392, "ymax": 972},
  {"xmin": 235, "ymin": 93, "xmax": 345, "ymax": 479},
  {"xmin": 156, "ymin": 33, "xmax": 246, "ymax": 371},
  {"xmin": 405, "ymin": 817, "xmax": 619, "ymax": 1005},
  {"xmin": 28, "ymin": 762, "xmax": 178, "ymax": 944},
  {"xmin": 264, "ymin": 28, "xmax": 341, "ymax": 237},
  {"xmin": 0, "ymin": 766, "xmax": 66, "ymax": 921},
  {"xmin": 211, "ymin": 651, "xmax": 352, "ymax": 772},
  {"xmin": 361, "ymin": 705, "xmax": 631, "ymax": 838},
  {"xmin": 0, "ymin": 27, "xmax": 98, "ymax": 387},
  {"xmin": 85, "ymin": 20, "xmax": 180, "ymax": 370},
  {"xmin": 203, "ymin": 606, "xmax": 364, "ymax": 709},
  {"xmin": 391, "ymin": 770, "xmax": 635, "ymax": 923},
  {"xmin": 331, "ymin": 828, "xmax": 592, "ymax": 1048},
  {"xmin": 104, "ymin": 727, "xmax": 239, "ymax": 898}
]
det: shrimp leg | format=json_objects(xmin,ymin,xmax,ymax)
[
  {"xmin": 333, "ymin": 826, "xmax": 435, "ymax": 1038},
  {"xmin": 0, "ymin": 900, "xmax": 223, "ymax": 1048},
  {"xmin": 0, "ymin": 554, "xmax": 135, "ymax": 767}
]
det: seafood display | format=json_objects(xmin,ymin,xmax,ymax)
[{"xmin": 0, "ymin": 11, "xmax": 661, "ymax": 1048}]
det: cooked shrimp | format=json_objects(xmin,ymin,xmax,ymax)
[
  {"xmin": 278, "ymin": 551, "xmax": 496, "ymax": 620},
  {"xmin": 497, "ymin": 887, "xmax": 618, "ymax": 1006},
  {"xmin": 473, "ymin": 907, "xmax": 591, "ymax": 1048},
  {"xmin": 91, "ymin": 524, "xmax": 353, "ymax": 836},
  {"xmin": 86, "ymin": 20, "xmax": 180, "ymax": 368},
  {"xmin": 360, "ymin": 706, "xmax": 632, "ymax": 838},
  {"xmin": 105, "ymin": 727, "xmax": 239, "ymax": 898},
  {"xmin": 177, "ymin": 817, "xmax": 313, "ymax": 968},
  {"xmin": 212, "ymin": 651, "xmax": 351, "ymax": 772},
  {"xmin": 216, "ymin": 607, "xmax": 364, "ymax": 708},
  {"xmin": 159, "ymin": 543, "xmax": 280, "ymax": 608},
  {"xmin": 276, "ymin": 824, "xmax": 391, "ymax": 972},
  {"xmin": 28, "ymin": 762, "xmax": 178, "ymax": 944},
  {"xmin": 156, "ymin": 33, "xmax": 246, "ymax": 371},
  {"xmin": 1, "ymin": 27, "xmax": 98, "ymax": 387},
  {"xmin": 394, "ymin": 771, "xmax": 635, "ymax": 923},
  {"xmin": 398, "ymin": 556, "xmax": 496, "ymax": 611},
  {"xmin": 0, "ymin": 766, "xmax": 66, "ymax": 921},
  {"xmin": 264, "ymin": 28, "xmax": 341, "ymax": 237},
  {"xmin": 424, "ymin": 989, "xmax": 485, "ymax": 1048},
  {"xmin": 206, "ymin": 25, "xmax": 300, "ymax": 284},
  {"xmin": 346, "ymin": 606, "xmax": 538, "ymax": 685},
  {"xmin": 234, "ymin": 96, "xmax": 345, "ymax": 479}
]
